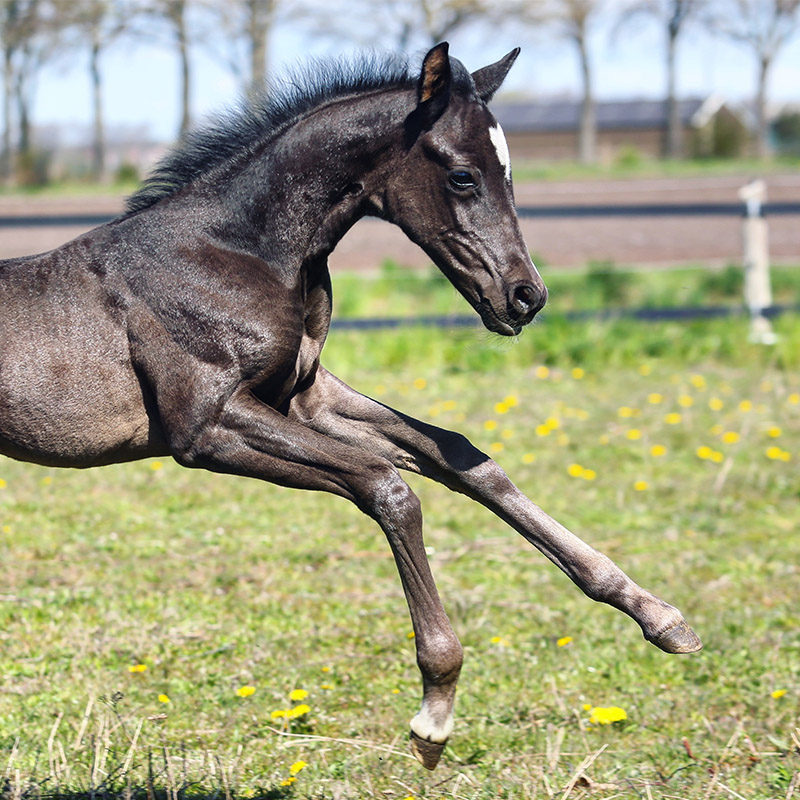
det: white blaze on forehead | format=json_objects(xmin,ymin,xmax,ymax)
[{"xmin": 489, "ymin": 124, "xmax": 512, "ymax": 182}]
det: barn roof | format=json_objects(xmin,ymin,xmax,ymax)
[{"xmin": 492, "ymin": 97, "xmax": 726, "ymax": 133}]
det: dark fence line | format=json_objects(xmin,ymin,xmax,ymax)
[
  {"xmin": 1, "ymin": 201, "xmax": 799, "ymax": 229},
  {"xmin": 330, "ymin": 303, "xmax": 797, "ymax": 331},
  {"xmin": 516, "ymin": 202, "xmax": 800, "ymax": 218}
]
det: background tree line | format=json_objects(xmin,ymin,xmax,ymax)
[{"xmin": 1, "ymin": 0, "xmax": 798, "ymax": 185}]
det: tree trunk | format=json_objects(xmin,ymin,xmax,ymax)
[
  {"xmin": 576, "ymin": 34, "xmax": 595, "ymax": 164},
  {"xmin": 665, "ymin": 26, "xmax": 682, "ymax": 158},
  {"xmin": 2, "ymin": 48, "xmax": 13, "ymax": 184},
  {"xmin": 755, "ymin": 54, "xmax": 770, "ymax": 159},
  {"xmin": 248, "ymin": 0, "xmax": 271, "ymax": 92},
  {"xmin": 175, "ymin": 0, "xmax": 191, "ymax": 138},
  {"xmin": 90, "ymin": 37, "xmax": 105, "ymax": 181}
]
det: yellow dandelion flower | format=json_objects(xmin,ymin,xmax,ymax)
[
  {"xmin": 150, "ymin": 461, "xmax": 164, "ymax": 471},
  {"xmin": 494, "ymin": 401, "xmax": 509, "ymax": 414},
  {"xmin": 128, "ymin": 664, "xmax": 147, "ymax": 673},
  {"xmin": 710, "ymin": 450, "xmax": 724, "ymax": 463},
  {"xmin": 638, "ymin": 364, "xmax": 652, "ymax": 376},
  {"xmin": 647, "ymin": 393, "xmax": 663, "ymax": 405},
  {"xmin": 739, "ymin": 400, "xmax": 753, "ymax": 412},
  {"xmin": 535, "ymin": 365, "xmax": 550, "ymax": 379},
  {"xmin": 696, "ymin": 445, "xmax": 713, "ymax": 460},
  {"xmin": 391, "ymin": 688, "xmax": 401, "ymax": 694},
  {"xmin": 709, "ymin": 397, "xmax": 724, "ymax": 411},
  {"xmin": 766, "ymin": 446, "xmax": 784, "ymax": 460},
  {"xmin": 442, "ymin": 399, "xmax": 457, "ymax": 411},
  {"xmin": 626, "ymin": 428, "xmax": 642, "ymax": 440},
  {"xmin": 664, "ymin": 412, "xmax": 682, "ymax": 425},
  {"xmin": 788, "ymin": 393, "xmax": 800, "ymax": 405},
  {"xmin": 780, "ymin": 450, "xmax": 791, "ymax": 462},
  {"xmin": 280, "ymin": 778, "xmax": 296, "ymax": 786},
  {"xmin": 571, "ymin": 367, "xmax": 585, "ymax": 380},
  {"xmin": 556, "ymin": 636, "xmax": 573, "ymax": 647},
  {"xmin": 406, "ymin": 631, "xmax": 415, "ymax": 639},
  {"xmin": 771, "ymin": 689, "xmax": 787, "ymax": 699},
  {"xmin": 490, "ymin": 636, "xmax": 509, "ymax": 646},
  {"xmin": 236, "ymin": 685, "xmax": 256, "ymax": 697},
  {"xmin": 158, "ymin": 694, "xmax": 170, "ymax": 704},
  {"xmin": 690, "ymin": 374, "xmax": 707, "ymax": 389},
  {"xmin": 289, "ymin": 761, "xmax": 308, "ymax": 775},
  {"xmin": 321, "ymin": 666, "xmax": 331, "ymax": 672},
  {"xmin": 0, "ymin": 479, "xmax": 7, "ymax": 489},
  {"xmin": 721, "ymin": 431, "xmax": 740, "ymax": 444},
  {"xmin": 288, "ymin": 704, "xmax": 310, "ymax": 719},
  {"xmin": 522, "ymin": 452, "xmax": 536, "ymax": 464},
  {"xmin": 633, "ymin": 480, "xmax": 649, "ymax": 491},
  {"xmin": 582, "ymin": 703, "xmax": 592, "ymax": 711},
  {"xmin": 483, "ymin": 419, "xmax": 498, "ymax": 431},
  {"xmin": 650, "ymin": 444, "xmax": 667, "ymax": 457},
  {"xmin": 2, "ymin": 525, "xmax": 10, "ymax": 534},
  {"xmin": 271, "ymin": 709, "xmax": 289, "ymax": 720},
  {"xmin": 490, "ymin": 442, "xmax": 504, "ymax": 453},
  {"xmin": 41, "ymin": 476, "xmax": 52, "ymax": 486},
  {"xmin": 535, "ymin": 424, "xmax": 551, "ymax": 437},
  {"xmin": 567, "ymin": 463, "xmax": 584, "ymax": 478},
  {"xmin": 289, "ymin": 689, "xmax": 309, "ymax": 702},
  {"xmin": 582, "ymin": 469, "xmax": 597, "ymax": 480},
  {"xmin": 545, "ymin": 416, "xmax": 561, "ymax": 430},
  {"xmin": 413, "ymin": 378, "xmax": 427, "ymax": 390},
  {"xmin": 678, "ymin": 394, "xmax": 694, "ymax": 408},
  {"xmin": 501, "ymin": 428, "xmax": 514, "ymax": 440},
  {"xmin": 588, "ymin": 706, "xmax": 627, "ymax": 725},
  {"xmin": 504, "ymin": 394, "xmax": 519, "ymax": 407},
  {"xmin": 618, "ymin": 406, "xmax": 635, "ymax": 418},
  {"xmin": 320, "ymin": 684, "xmax": 332, "ymax": 690},
  {"xmin": 767, "ymin": 426, "xmax": 782, "ymax": 438}
]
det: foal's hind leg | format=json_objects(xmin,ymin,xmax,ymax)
[
  {"xmin": 289, "ymin": 367, "xmax": 702, "ymax": 655},
  {"xmin": 167, "ymin": 389, "xmax": 461, "ymax": 769}
]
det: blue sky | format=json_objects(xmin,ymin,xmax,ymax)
[{"xmin": 31, "ymin": 11, "xmax": 800, "ymax": 144}]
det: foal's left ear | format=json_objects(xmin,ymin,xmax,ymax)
[
  {"xmin": 417, "ymin": 43, "xmax": 452, "ymax": 120},
  {"xmin": 471, "ymin": 48, "xmax": 520, "ymax": 103}
]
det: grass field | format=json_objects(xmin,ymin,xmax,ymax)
[{"xmin": 2, "ymin": 275, "xmax": 800, "ymax": 799}]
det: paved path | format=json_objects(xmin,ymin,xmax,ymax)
[{"xmin": 1, "ymin": 174, "xmax": 798, "ymax": 269}]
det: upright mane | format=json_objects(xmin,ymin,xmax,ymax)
[{"xmin": 125, "ymin": 53, "xmax": 414, "ymax": 215}]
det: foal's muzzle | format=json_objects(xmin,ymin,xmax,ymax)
[{"xmin": 508, "ymin": 281, "xmax": 547, "ymax": 327}]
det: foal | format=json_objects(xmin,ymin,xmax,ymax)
[{"xmin": 0, "ymin": 44, "xmax": 701, "ymax": 768}]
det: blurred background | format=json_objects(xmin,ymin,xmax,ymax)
[{"xmin": 0, "ymin": 0, "xmax": 798, "ymax": 274}]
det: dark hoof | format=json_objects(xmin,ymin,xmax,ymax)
[
  {"xmin": 647, "ymin": 619, "xmax": 703, "ymax": 654},
  {"xmin": 409, "ymin": 730, "xmax": 446, "ymax": 770}
]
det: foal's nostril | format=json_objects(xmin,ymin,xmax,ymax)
[{"xmin": 511, "ymin": 283, "xmax": 546, "ymax": 318}]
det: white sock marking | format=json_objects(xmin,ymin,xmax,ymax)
[
  {"xmin": 489, "ymin": 124, "xmax": 512, "ymax": 182},
  {"xmin": 410, "ymin": 700, "xmax": 454, "ymax": 743}
]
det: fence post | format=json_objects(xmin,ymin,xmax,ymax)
[{"xmin": 738, "ymin": 179, "xmax": 777, "ymax": 345}]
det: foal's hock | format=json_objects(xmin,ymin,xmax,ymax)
[{"xmin": 0, "ymin": 43, "xmax": 701, "ymax": 769}]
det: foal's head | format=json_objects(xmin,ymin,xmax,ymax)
[{"xmin": 385, "ymin": 43, "xmax": 546, "ymax": 336}]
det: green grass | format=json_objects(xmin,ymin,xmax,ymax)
[
  {"xmin": 331, "ymin": 261, "xmax": 800, "ymax": 321},
  {"xmin": 2, "ymin": 311, "xmax": 800, "ymax": 798}
]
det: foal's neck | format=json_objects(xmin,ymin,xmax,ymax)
[{"xmin": 208, "ymin": 88, "xmax": 414, "ymax": 275}]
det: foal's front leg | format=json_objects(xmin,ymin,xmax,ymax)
[
  {"xmin": 290, "ymin": 367, "xmax": 702, "ymax": 655},
  {"xmin": 167, "ymin": 389, "xmax": 462, "ymax": 769}
]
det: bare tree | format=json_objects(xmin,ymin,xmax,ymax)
[
  {"xmin": 297, "ymin": 0, "xmax": 493, "ymax": 53},
  {"xmin": 60, "ymin": 0, "xmax": 138, "ymax": 180},
  {"xmin": 516, "ymin": 0, "xmax": 601, "ymax": 164},
  {"xmin": 708, "ymin": 0, "xmax": 800, "ymax": 158},
  {"xmin": 617, "ymin": 0, "xmax": 702, "ymax": 157},
  {"xmin": 199, "ymin": 0, "xmax": 279, "ymax": 92},
  {"xmin": 1, "ymin": 0, "xmax": 59, "ymax": 184},
  {"xmin": 140, "ymin": 0, "xmax": 193, "ymax": 138}
]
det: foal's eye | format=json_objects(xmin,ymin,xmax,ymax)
[{"xmin": 448, "ymin": 169, "xmax": 477, "ymax": 191}]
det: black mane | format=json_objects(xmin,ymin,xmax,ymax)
[{"xmin": 125, "ymin": 53, "xmax": 414, "ymax": 215}]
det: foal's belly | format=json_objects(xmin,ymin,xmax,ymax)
[{"xmin": 0, "ymin": 323, "xmax": 161, "ymax": 468}]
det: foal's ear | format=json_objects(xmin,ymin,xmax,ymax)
[
  {"xmin": 471, "ymin": 48, "xmax": 520, "ymax": 103},
  {"xmin": 405, "ymin": 42, "xmax": 452, "ymax": 145}
]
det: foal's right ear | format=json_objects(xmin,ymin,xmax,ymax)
[{"xmin": 407, "ymin": 42, "xmax": 452, "ymax": 138}]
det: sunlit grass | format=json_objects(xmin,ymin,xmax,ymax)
[{"xmin": 1, "ymin": 315, "xmax": 800, "ymax": 798}]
